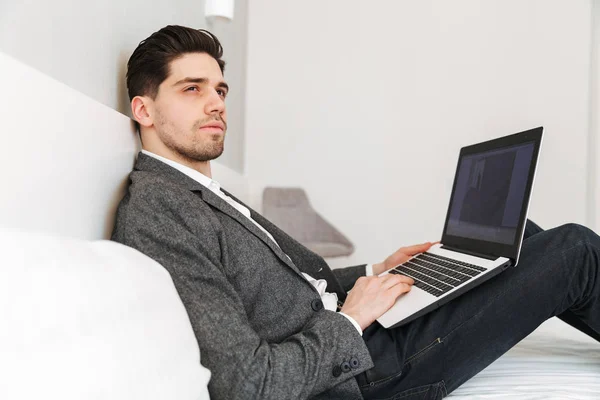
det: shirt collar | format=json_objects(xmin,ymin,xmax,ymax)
[{"xmin": 140, "ymin": 150, "xmax": 220, "ymax": 191}]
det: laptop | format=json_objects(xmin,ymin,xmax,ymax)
[{"xmin": 377, "ymin": 126, "xmax": 543, "ymax": 329}]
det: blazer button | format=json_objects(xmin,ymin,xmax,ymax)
[
  {"xmin": 341, "ymin": 361, "xmax": 351, "ymax": 373},
  {"xmin": 311, "ymin": 299, "xmax": 324, "ymax": 311},
  {"xmin": 332, "ymin": 365, "xmax": 342, "ymax": 378},
  {"xmin": 349, "ymin": 357, "xmax": 360, "ymax": 369}
]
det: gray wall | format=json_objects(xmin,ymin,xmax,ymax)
[{"xmin": 0, "ymin": 0, "xmax": 246, "ymax": 172}]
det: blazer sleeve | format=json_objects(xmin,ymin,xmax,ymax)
[
  {"xmin": 332, "ymin": 265, "xmax": 367, "ymax": 292},
  {"xmin": 112, "ymin": 195, "xmax": 374, "ymax": 400}
]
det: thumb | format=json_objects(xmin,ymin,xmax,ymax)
[{"xmin": 399, "ymin": 242, "xmax": 432, "ymax": 256}]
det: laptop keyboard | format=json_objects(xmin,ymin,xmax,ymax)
[{"xmin": 389, "ymin": 252, "xmax": 486, "ymax": 297}]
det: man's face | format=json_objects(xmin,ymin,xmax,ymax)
[{"xmin": 149, "ymin": 52, "xmax": 228, "ymax": 162}]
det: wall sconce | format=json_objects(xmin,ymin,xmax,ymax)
[{"xmin": 205, "ymin": 0, "xmax": 235, "ymax": 22}]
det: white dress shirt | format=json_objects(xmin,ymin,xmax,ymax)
[{"xmin": 141, "ymin": 150, "xmax": 369, "ymax": 335}]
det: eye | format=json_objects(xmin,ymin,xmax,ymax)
[
  {"xmin": 185, "ymin": 86, "xmax": 199, "ymax": 92},
  {"xmin": 217, "ymin": 88, "xmax": 228, "ymax": 98}
]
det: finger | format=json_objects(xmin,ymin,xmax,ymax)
[
  {"xmin": 382, "ymin": 273, "xmax": 414, "ymax": 285},
  {"xmin": 388, "ymin": 282, "xmax": 412, "ymax": 299},
  {"xmin": 378, "ymin": 273, "xmax": 397, "ymax": 288},
  {"xmin": 399, "ymin": 242, "xmax": 433, "ymax": 256},
  {"xmin": 380, "ymin": 273, "xmax": 414, "ymax": 288},
  {"xmin": 395, "ymin": 274, "xmax": 415, "ymax": 285}
]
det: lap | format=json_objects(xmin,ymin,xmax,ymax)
[{"xmin": 359, "ymin": 222, "xmax": 597, "ymax": 399}]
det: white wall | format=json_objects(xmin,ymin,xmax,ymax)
[
  {"xmin": 245, "ymin": 0, "xmax": 594, "ymax": 267},
  {"xmin": 0, "ymin": 49, "xmax": 250, "ymax": 239},
  {"xmin": 0, "ymin": 0, "xmax": 248, "ymax": 173},
  {"xmin": 591, "ymin": 0, "xmax": 600, "ymax": 231},
  {"xmin": 0, "ymin": 51, "xmax": 138, "ymax": 240}
]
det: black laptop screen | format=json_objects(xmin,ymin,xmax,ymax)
[
  {"xmin": 440, "ymin": 126, "xmax": 543, "ymax": 263},
  {"xmin": 445, "ymin": 141, "xmax": 535, "ymax": 246}
]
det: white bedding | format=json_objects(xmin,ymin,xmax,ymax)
[
  {"xmin": 0, "ymin": 230, "xmax": 211, "ymax": 400},
  {"xmin": 448, "ymin": 317, "xmax": 600, "ymax": 399}
]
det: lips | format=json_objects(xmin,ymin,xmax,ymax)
[{"xmin": 199, "ymin": 121, "xmax": 225, "ymax": 132}]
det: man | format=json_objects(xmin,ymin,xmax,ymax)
[{"xmin": 112, "ymin": 25, "xmax": 600, "ymax": 399}]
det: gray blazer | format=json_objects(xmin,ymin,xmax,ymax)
[{"xmin": 111, "ymin": 153, "xmax": 375, "ymax": 399}]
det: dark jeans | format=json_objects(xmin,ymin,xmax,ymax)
[{"xmin": 357, "ymin": 220, "xmax": 600, "ymax": 400}]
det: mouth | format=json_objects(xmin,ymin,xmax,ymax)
[{"xmin": 199, "ymin": 121, "xmax": 225, "ymax": 133}]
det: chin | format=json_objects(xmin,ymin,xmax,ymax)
[{"xmin": 201, "ymin": 146, "xmax": 225, "ymax": 162}]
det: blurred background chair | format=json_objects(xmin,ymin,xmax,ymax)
[{"xmin": 262, "ymin": 187, "xmax": 354, "ymax": 258}]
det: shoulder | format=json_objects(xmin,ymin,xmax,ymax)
[
  {"xmin": 112, "ymin": 170, "xmax": 218, "ymax": 241},
  {"xmin": 129, "ymin": 170, "xmax": 193, "ymax": 207},
  {"xmin": 110, "ymin": 170, "xmax": 225, "ymax": 273}
]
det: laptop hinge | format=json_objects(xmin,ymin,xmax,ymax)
[{"xmin": 440, "ymin": 245, "xmax": 497, "ymax": 261}]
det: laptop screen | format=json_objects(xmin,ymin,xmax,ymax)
[
  {"xmin": 446, "ymin": 142, "xmax": 535, "ymax": 245},
  {"xmin": 441, "ymin": 127, "xmax": 543, "ymax": 263}
]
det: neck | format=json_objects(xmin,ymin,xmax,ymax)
[
  {"xmin": 142, "ymin": 143, "xmax": 212, "ymax": 178},
  {"xmin": 180, "ymin": 156, "xmax": 212, "ymax": 178}
]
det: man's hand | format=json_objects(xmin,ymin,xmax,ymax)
[
  {"xmin": 372, "ymin": 242, "xmax": 437, "ymax": 276},
  {"xmin": 340, "ymin": 274, "xmax": 414, "ymax": 331}
]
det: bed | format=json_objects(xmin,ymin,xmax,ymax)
[
  {"xmin": 1, "ymin": 50, "xmax": 598, "ymax": 399},
  {"xmin": 448, "ymin": 317, "xmax": 600, "ymax": 399}
]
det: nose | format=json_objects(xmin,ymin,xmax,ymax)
[{"xmin": 205, "ymin": 88, "xmax": 226, "ymax": 116}]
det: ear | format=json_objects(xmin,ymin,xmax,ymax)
[{"xmin": 131, "ymin": 96, "xmax": 154, "ymax": 129}]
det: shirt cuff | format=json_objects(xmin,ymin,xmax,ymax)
[
  {"xmin": 365, "ymin": 264, "xmax": 374, "ymax": 277},
  {"xmin": 339, "ymin": 312, "xmax": 362, "ymax": 336}
]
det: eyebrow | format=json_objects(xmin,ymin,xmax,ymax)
[{"xmin": 172, "ymin": 77, "xmax": 229, "ymax": 92}]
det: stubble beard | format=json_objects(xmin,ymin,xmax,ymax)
[{"xmin": 156, "ymin": 111, "xmax": 226, "ymax": 163}]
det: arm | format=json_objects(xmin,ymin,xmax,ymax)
[{"xmin": 113, "ymin": 197, "xmax": 374, "ymax": 400}]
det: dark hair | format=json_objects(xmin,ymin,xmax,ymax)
[{"xmin": 127, "ymin": 25, "xmax": 226, "ymax": 102}]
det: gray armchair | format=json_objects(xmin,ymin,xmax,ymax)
[{"xmin": 262, "ymin": 187, "xmax": 354, "ymax": 258}]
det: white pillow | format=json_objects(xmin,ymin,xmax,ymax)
[{"xmin": 0, "ymin": 229, "xmax": 211, "ymax": 400}]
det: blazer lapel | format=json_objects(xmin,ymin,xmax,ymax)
[
  {"xmin": 197, "ymin": 189, "xmax": 303, "ymax": 275},
  {"xmin": 223, "ymin": 190, "xmax": 347, "ymax": 297},
  {"xmin": 221, "ymin": 191, "xmax": 347, "ymax": 298},
  {"xmin": 133, "ymin": 154, "xmax": 303, "ymax": 276}
]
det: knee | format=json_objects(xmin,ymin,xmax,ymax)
[
  {"xmin": 524, "ymin": 219, "xmax": 543, "ymax": 238},
  {"xmin": 558, "ymin": 223, "xmax": 598, "ymax": 247}
]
